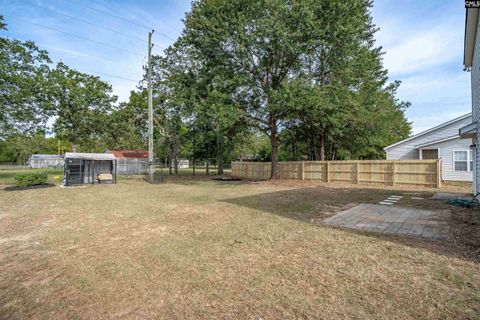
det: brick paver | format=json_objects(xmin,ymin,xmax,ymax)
[{"xmin": 323, "ymin": 204, "xmax": 450, "ymax": 240}]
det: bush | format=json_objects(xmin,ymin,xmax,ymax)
[{"xmin": 15, "ymin": 172, "xmax": 48, "ymax": 187}]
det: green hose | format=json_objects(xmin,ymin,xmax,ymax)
[{"xmin": 447, "ymin": 193, "xmax": 480, "ymax": 208}]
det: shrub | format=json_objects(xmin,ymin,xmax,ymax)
[{"xmin": 15, "ymin": 172, "xmax": 48, "ymax": 187}]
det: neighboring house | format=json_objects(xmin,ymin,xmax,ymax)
[
  {"xmin": 105, "ymin": 149, "xmax": 148, "ymax": 175},
  {"xmin": 385, "ymin": 113, "xmax": 473, "ymax": 182},
  {"xmin": 460, "ymin": 6, "xmax": 480, "ymax": 194},
  {"xmin": 29, "ymin": 154, "xmax": 64, "ymax": 169},
  {"xmin": 64, "ymin": 153, "xmax": 117, "ymax": 186},
  {"xmin": 178, "ymin": 159, "xmax": 189, "ymax": 169},
  {"xmin": 170, "ymin": 159, "xmax": 190, "ymax": 169}
]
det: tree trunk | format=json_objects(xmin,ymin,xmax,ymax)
[
  {"xmin": 318, "ymin": 134, "xmax": 325, "ymax": 161},
  {"xmin": 71, "ymin": 135, "xmax": 77, "ymax": 152},
  {"xmin": 269, "ymin": 114, "xmax": 279, "ymax": 179},
  {"xmin": 309, "ymin": 134, "xmax": 315, "ymax": 160},
  {"xmin": 216, "ymin": 126, "xmax": 224, "ymax": 175},
  {"xmin": 290, "ymin": 131, "xmax": 298, "ymax": 160},
  {"xmin": 173, "ymin": 135, "xmax": 180, "ymax": 175},
  {"xmin": 192, "ymin": 126, "xmax": 196, "ymax": 176},
  {"xmin": 217, "ymin": 156, "xmax": 224, "ymax": 175}
]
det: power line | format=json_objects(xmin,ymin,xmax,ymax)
[
  {"xmin": 19, "ymin": 0, "xmax": 148, "ymax": 43},
  {"xmin": 76, "ymin": 68, "xmax": 140, "ymax": 82},
  {"xmin": 65, "ymin": 0, "xmax": 177, "ymax": 42},
  {"xmin": 6, "ymin": 37, "xmax": 142, "ymax": 82},
  {"xmin": 10, "ymin": 17, "xmax": 145, "ymax": 56},
  {"xmin": 10, "ymin": 35, "xmax": 148, "ymax": 66},
  {"xmin": 65, "ymin": 0, "xmax": 151, "ymax": 30}
]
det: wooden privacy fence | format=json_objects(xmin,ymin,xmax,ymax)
[{"xmin": 231, "ymin": 160, "xmax": 442, "ymax": 188}]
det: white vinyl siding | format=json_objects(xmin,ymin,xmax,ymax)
[
  {"xmin": 385, "ymin": 115, "xmax": 472, "ymax": 160},
  {"xmin": 472, "ymin": 16, "xmax": 480, "ymax": 193},
  {"xmin": 423, "ymin": 139, "xmax": 473, "ymax": 182}
]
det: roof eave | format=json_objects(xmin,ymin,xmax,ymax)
[
  {"xmin": 459, "ymin": 122, "xmax": 477, "ymax": 139},
  {"xmin": 464, "ymin": 8, "xmax": 479, "ymax": 68},
  {"xmin": 415, "ymin": 135, "xmax": 459, "ymax": 148},
  {"xmin": 384, "ymin": 113, "xmax": 472, "ymax": 150}
]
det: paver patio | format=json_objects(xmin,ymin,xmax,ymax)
[{"xmin": 323, "ymin": 204, "xmax": 450, "ymax": 240}]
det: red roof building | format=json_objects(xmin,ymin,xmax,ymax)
[{"xmin": 106, "ymin": 149, "xmax": 148, "ymax": 159}]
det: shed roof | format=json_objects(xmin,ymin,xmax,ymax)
[
  {"xmin": 65, "ymin": 153, "xmax": 115, "ymax": 161},
  {"xmin": 31, "ymin": 154, "xmax": 64, "ymax": 159},
  {"xmin": 107, "ymin": 149, "xmax": 148, "ymax": 158}
]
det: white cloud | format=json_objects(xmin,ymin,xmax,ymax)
[
  {"xmin": 397, "ymin": 71, "xmax": 470, "ymax": 102},
  {"xmin": 381, "ymin": 25, "xmax": 461, "ymax": 76},
  {"xmin": 371, "ymin": 2, "xmax": 471, "ymax": 135}
]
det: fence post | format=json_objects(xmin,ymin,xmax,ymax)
[
  {"xmin": 325, "ymin": 161, "xmax": 329, "ymax": 182},
  {"xmin": 392, "ymin": 161, "xmax": 396, "ymax": 187},
  {"xmin": 301, "ymin": 161, "xmax": 305, "ymax": 180},
  {"xmin": 355, "ymin": 161, "xmax": 360, "ymax": 184},
  {"xmin": 244, "ymin": 162, "xmax": 248, "ymax": 178},
  {"xmin": 436, "ymin": 159, "xmax": 442, "ymax": 188}
]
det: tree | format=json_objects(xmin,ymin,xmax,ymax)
[
  {"xmin": 0, "ymin": 132, "xmax": 69, "ymax": 164},
  {"xmin": 101, "ymin": 90, "xmax": 148, "ymax": 150},
  {"xmin": 181, "ymin": 0, "xmax": 410, "ymax": 171},
  {"xmin": 47, "ymin": 62, "xmax": 117, "ymax": 151},
  {"xmin": 0, "ymin": 15, "xmax": 51, "ymax": 138},
  {"xmin": 149, "ymin": 41, "xmax": 248, "ymax": 175}
]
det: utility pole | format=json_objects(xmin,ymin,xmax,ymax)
[{"xmin": 147, "ymin": 30, "xmax": 155, "ymax": 182}]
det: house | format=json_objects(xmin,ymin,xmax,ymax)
[
  {"xmin": 178, "ymin": 159, "xmax": 189, "ymax": 169},
  {"xmin": 105, "ymin": 149, "xmax": 148, "ymax": 175},
  {"xmin": 385, "ymin": 113, "xmax": 473, "ymax": 182},
  {"xmin": 29, "ymin": 154, "xmax": 64, "ymax": 169},
  {"xmin": 460, "ymin": 6, "xmax": 480, "ymax": 193},
  {"xmin": 64, "ymin": 153, "xmax": 117, "ymax": 186}
]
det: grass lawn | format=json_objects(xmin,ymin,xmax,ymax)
[{"xmin": 0, "ymin": 176, "xmax": 479, "ymax": 319}]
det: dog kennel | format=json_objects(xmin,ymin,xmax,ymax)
[{"xmin": 64, "ymin": 153, "xmax": 117, "ymax": 186}]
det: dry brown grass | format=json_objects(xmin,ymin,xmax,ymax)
[{"xmin": 0, "ymin": 177, "xmax": 479, "ymax": 319}]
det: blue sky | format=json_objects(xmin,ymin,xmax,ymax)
[{"xmin": 0, "ymin": 0, "xmax": 471, "ymax": 134}]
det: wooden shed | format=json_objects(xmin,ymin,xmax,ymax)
[{"xmin": 64, "ymin": 153, "xmax": 117, "ymax": 186}]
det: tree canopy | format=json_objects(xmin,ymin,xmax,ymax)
[
  {"xmin": 148, "ymin": 0, "xmax": 411, "ymax": 176},
  {"xmin": 1, "ymin": 5, "xmax": 411, "ymax": 174},
  {"xmin": 0, "ymin": 15, "xmax": 51, "ymax": 138}
]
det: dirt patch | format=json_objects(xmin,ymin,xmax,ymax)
[
  {"xmin": 3, "ymin": 183, "xmax": 56, "ymax": 192},
  {"xmin": 310, "ymin": 202, "xmax": 358, "ymax": 223},
  {"xmin": 449, "ymin": 208, "xmax": 480, "ymax": 261},
  {"xmin": 258, "ymin": 178, "xmax": 472, "ymax": 194}
]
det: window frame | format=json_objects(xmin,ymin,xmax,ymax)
[{"xmin": 453, "ymin": 149, "xmax": 473, "ymax": 172}]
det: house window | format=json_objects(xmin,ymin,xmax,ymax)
[{"xmin": 453, "ymin": 150, "xmax": 473, "ymax": 172}]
